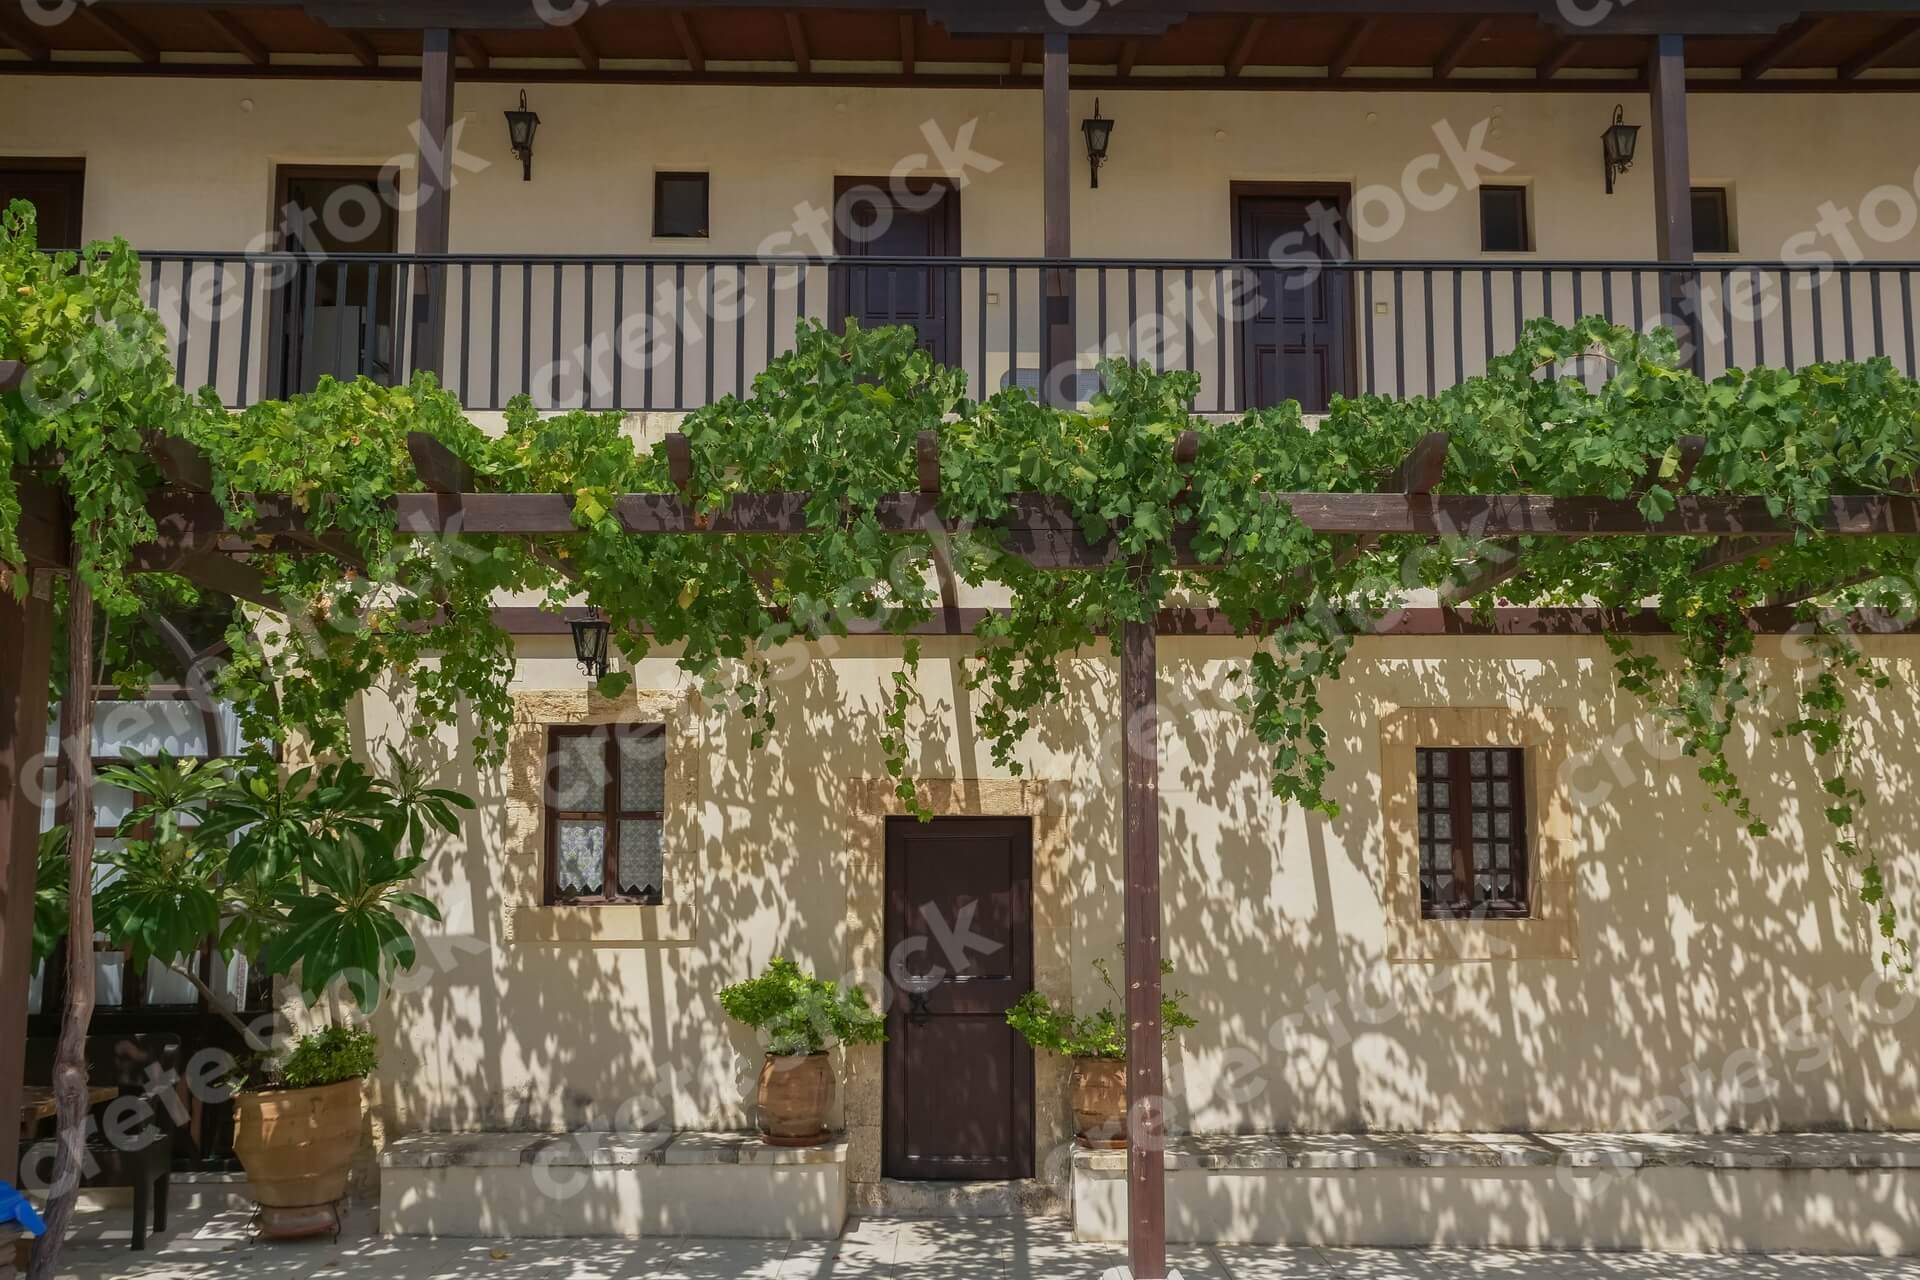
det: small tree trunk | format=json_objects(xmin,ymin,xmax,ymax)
[{"xmin": 28, "ymin": 578, "xmax": 98, "ymax": 1280}]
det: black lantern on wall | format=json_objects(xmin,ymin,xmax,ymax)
[
  {"xmin": 570, "ymin": 605, "xmax": 610, "ymax": 680},
  {"xmin": 1081, "ymin": 99, "xmax": 1114, "ymax": 189},
  {"xmin": 505, "ymin": 90, "xmax": 540, "ymax": 182},
  {"xmin": 1602, "ymin": 104, "xmax": 1640, "ymax": 196}
]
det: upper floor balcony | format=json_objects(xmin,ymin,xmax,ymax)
[{"xmin": 9, "ymin": 1, "xmax": 1920, "ymax": 415}]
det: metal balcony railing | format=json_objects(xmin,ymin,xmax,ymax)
[{"xmin": 131, "ymin": 252, "xmax": 1920, "ymax": 415}]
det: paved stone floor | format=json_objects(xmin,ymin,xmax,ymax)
[{"xmin": 40, "ymin": 1205, "xmax": 1920, "ymax": 1279}]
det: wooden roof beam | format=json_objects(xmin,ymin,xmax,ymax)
[
  {"xmin": 1841, "ymin": 18, "xmax": 1920, "ymax": 79},
  {"xmin": 1009, "ymin": 35, "xmax": 1023, "ymax": 77},
  {"xmin": 669, "ymin": 10, "xmax": 703, "ymax": 72},
  {"xmin": 1226, "ymin": 16, "xmax": 1265, "ymax": 78},
  {"xmin": 1744, "ymin": 15, "xmax": 1826, "ymax": 81},
  {"xmin": 1538, "ymin": 36, "xmax": 1582, "ymax": 80},
  {"xmin": 79, "ymin": 6, "xmax": 160, "ymax": 64},
  {"xmin": 207, "ymin": 10, "xmax": 269, "ymax": 66},
  {"xmin": 337, "ymin": 29, "xmax": 378, "ymax": 68},
  {"xmin": 1328, "ymin": 17, "xmax": 1374, "ymax": 79},
  {"xmin": 784, "ymin": 12, "xmax": 810, "ymax": 73},
  {"xmin": 459, "ymin": 33, "xmax": 490, "ymax": 71},
  {"xmin": 899, "ymin": 15, "xmax": 914, "ymax": 74},
  {"xmin": 0, "ymin": 10, "xmax": 51, "ymax": 62},
  {"xmin": 1434, "ymin": 16, "xmax": 1493, "ymax": 80},
  {"xmin": 567, "ymin": 20, "xmax": 600, "ymax": 71}
]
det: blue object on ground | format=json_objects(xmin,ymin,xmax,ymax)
[{"xmin": 0, "ymin": 1182, "xmax": 47, "ymax": 1236}]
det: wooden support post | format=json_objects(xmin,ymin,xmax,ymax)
[
  {"xmin": 1120, "ymin": 605, "xmax": 1165, "ymax": 1280},
  {"xmin": 1041, "ymin": 31, "xmax": 1075, "ymax": 409},
  {"xmin": 0, "ymin": 573, "xmax": 55, "ymax": 1272},
  {"xmin": 28, "ymin": 571, "xmax": 97, "ymax": 1280},
  {"xmin": 1647, "ymin": 34, "xmax": 1698, "ymax": 372},
  {"xmin": 413, "ymin": 27, "xmax": 457, "ymax": 383}
]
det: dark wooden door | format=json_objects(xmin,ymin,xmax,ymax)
[
  {"xmin": 1233, "ymin": 186, "xmax": 1357, "ymax": 413},
  {"xmin": 831, "ymin": 176, "xmax": 961, "ymax": 369},
  {"xmin": 267, "ymin": 166, "xmax": 402, "ymax": 399},
  {"xmin": 0, "ymin": 161, "xmax": 85, "ymax": 250},
  {"xmin": 883, "ymin": 815, "xmax": 1033, "ymax": 1182}
]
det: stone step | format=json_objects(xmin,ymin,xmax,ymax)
[{"xmin": 854, "ymin": 1177, "xmax": 1064, "ymax": 1220}]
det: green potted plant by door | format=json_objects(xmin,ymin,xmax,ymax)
[
  {"xmin": 718, "ymin": 958, "xmax": 887, "ymax": 1147},
  {"xmin": 1006, "ymin": 955, "xmax": 1198, "ymax": 1149},
  {"xmin": 88, "ymin": 748, "xmax": 468, "ymax": 1237}
]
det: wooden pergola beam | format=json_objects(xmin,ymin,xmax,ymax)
[
  {"xmin": 1332, "ymin": 431, "xmax": 1449, "ymax": 569},
  {"xmin": 207, "ymin": 10, "xmax": 269, "ymax": 66},
  {"xmin": 0, "ymin": 360, "xmax": 25, "ymax": 394},
  {"xmin": 1446, "ymin": 436, "xmax": 1707, "ymax": 604}
]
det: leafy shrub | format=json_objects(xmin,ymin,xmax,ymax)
[
  {"xmin": 277, "ymin": 1023, "xmax": 378, "ymax": 1089},
  {"xmin": 718, "ymin": 958, "xmax": 887, "ymax": 1056},
  {"xmin": 1006, "ymin": 956, "xmax": 1198, "ymax": 1062}
]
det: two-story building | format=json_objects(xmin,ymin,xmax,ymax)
[{"xmin": 6, "ymin": 0, "xmax": 1920, "ymax": 1267}]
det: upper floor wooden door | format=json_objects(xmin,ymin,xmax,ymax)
[
  {"xmin": 882, "ymin": 815, "xmax": 1033, "ymax": 1182},
  {"xmin": 0, "ymin": 160, "xmax": 85, "ymax": 250},
  {"xmin": 830, "ymin": 176, "xmax": 962, "ymax": 370},
  {"xmin": 1233, "ymin": 184, "xmax": 1357, "ymax": 413}
]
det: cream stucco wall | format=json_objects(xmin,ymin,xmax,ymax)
[
  {"xmin": 329, "ymin": 630, "xmax": 1920, "ymax": 1200},
  {"xmin": 7, "ymin": 76, "xmax": 1920, "ymax": 408}
]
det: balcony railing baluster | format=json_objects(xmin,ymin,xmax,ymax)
[{"xmin": 117, "ymin": 252, "xmax": 1920, "ymax": 419}]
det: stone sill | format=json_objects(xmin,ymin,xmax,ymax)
[
  {"xmin": 1071, "ymin": 1131, "xmax": 1920, "ymax": 1175},
  {"xmin": 505, "ymin": 904, "xmax": 695, "ymax": 945},
  {"xmin": 382, "ymin": 1131, "xmax": 848, "ymax": 1170}
]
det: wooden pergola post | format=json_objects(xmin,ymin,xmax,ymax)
[
  {"xmin": 1647, "ymin": 34, "xmax": 1697, "ymax": 370},
  {"xmin": 0, "ymin": 574, "xmax": 55, "ymax": 1280},
  {"xmin": 413, "ymin": 26, "xmax": 456, "ymax": 380},
  {"xmin": 1120, "ymin": 609, "xmax": 1166, "ymax": 1278}
]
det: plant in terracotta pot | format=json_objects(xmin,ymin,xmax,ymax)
[
  {"xmin": 718, "ymin": 958, "xmax": 887, "ymax": 1147},
  {"xmin": 85, "ymin": 748, "xmax": 467, "ymax": 1237},
  {"xmin": 1006, "ymin": 956, "xmax": 1198, "ymax": 1149}
]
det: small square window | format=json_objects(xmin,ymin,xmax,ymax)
[
  {"xmin": 1415, "ymin": 746, "xmax": 1530, "ymax": 919},
  {"xmin": 1479, "ymin": 185, "xmax": 1530, "ymax": 253},
  {"xmin": 654, "ymin": 172, "xmax": 709, "ymax": 239},
  {"xmin": 545, "ymin": 724, "xmax": 668, "ymax": 905},
  {"xmin": 1692, "ymin": 187, "xmax": 1734, "ymax": 254}
]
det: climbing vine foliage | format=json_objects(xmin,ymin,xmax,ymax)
[{"xmin": 1, "ymin": 207, "xmax": 1913, "ymax": 973}]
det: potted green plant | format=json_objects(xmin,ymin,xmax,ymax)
[
  {"xmin": 1006, "ymin": 956, "xmax": 1197, "ymax": 1149},
  {"xmin": 85, "ymin": 747, "xmax": 469, "ymax": 1236},
  {"xmin": 717, "ymin": 958, "xmax": 886, "ymax": 1147}
]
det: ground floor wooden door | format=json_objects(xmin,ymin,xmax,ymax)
[
  {"xmin": 882, "ymin": 815, "xmax": 1033, "ymax": 1182},
  {"xmin": 1233, "ymin": 183, "xmax": 1357, "ymax": 413},
  {"xmin": 830, "ymin": 176, "xmax": 961, "ymax": 370}
]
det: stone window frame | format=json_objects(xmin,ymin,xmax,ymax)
[
  {"xmin": 1380, "ymin": 707, "xmax": 1577, "ymax": 963},
  {"xmin": 504, "ymin": 687, "xmax": 702, "ymax": 946}
]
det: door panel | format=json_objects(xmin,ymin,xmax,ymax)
[
  {"xmin": 1234, "ymin": 188, "xmax": 1356, "ymax": 413},
  {"xmin": 883, "ymin": 815, "xmax": 1033, "ymax": 1181},
  {"xmin": 831, "ymin": 176, "xmax": 961, "ymax": 370}
]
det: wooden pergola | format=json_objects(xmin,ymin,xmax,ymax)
[{"xmin": 6, "ymin": 369, "xmax": 1920, "ymax": 1274}]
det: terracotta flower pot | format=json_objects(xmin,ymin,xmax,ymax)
[
  {"xmin": 1071, "ymin": 1055, "xmax": 1128, "ymax": 1150},
  {"xmin": 756, "ymin": 1052, "xmax": 834, "ymax": 1147},
  {"xmin": 232, "ymin": 1077, "xmax": 365, "ymax": 1230}
]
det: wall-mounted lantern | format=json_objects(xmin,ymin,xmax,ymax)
[
  {"xmin": 1602, "ymin": 104, "xmax": 1640, "ymax": 196},
  {"xmin": 1081, "ymin": 99, "xmax": 1114, "ymax": 189},
  {"xmin": 570, "ymin": 605, "xmax": 610, "ymax": 680},
  {"xmin": 505, "ymin": 90, "xmax": 540, "ymax": 182}
]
